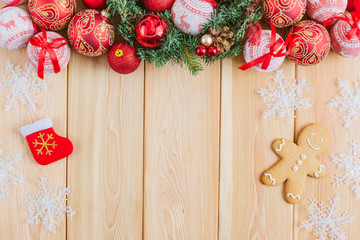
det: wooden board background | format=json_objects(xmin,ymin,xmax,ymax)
[{"xmin": 1, "ymin": 2, "xmax": 360, "ymax": 239}]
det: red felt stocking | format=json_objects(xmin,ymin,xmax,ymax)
[{"xmin": 20, "ymin": 118, "xmax": 73, "ymax": 165}]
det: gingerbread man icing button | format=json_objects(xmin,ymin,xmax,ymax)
[{"xmin": 261, "ymin": 124, "xmax": 330, "ymax": 204}]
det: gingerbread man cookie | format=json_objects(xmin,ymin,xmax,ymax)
[{"xmin": 262, "ymin": 124, "xmax": 330, "ymax": 204}]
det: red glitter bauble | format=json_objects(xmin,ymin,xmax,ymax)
[
  {"xmin": 288, "ymin": 20, "xmax": 331, "ymax": 66},
  {"xmin": 262, "ymin": 0, "xmax": 306, "ymax": 28},
  {"xmin": 28, "ymin": 0, "xmax": 76, "ymax": 31},
  {"xmin": 143, "ymin": 0, "xmax": 175, "ymax": 12},
  {"xmin": 136, "ymin": 14, "xmax": 168, "ymax": 48},
  {"xmin": 82, "ymin": 0, "xmax": 106, "ymax": 10},
  {"xmin": 207, "ymin": 46, "xmax": 218, "ymax": 57},
  {"xmin": 108, "ymin": 42, "xmax": 141, "ymax": 74},
  {"xmin": 196, "ymin": 45, "xmax": 207, "ymax": 57},
  {"xmin": 67, "ymin": 9, "xmax": 115, "ymax": 57}
]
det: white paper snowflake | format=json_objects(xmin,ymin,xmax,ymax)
[
  {"xmin": 329, "ymin": 79, "xmax": 360, "ymax": 129},
  {"xmin": 0, "ymin": 61, "xmax": 48, "ymax": 111},
  {"xmin": 300, "ymin": 195, "xmax": 355, "ymax": 240},
  {"xmin": 257, "ymin": 70, "xmax": 312, "ymax": 122},
  {"xmin": 23, "ymin": 177, "xmax": 75, "ymax": 233},
  {"xmin": 331, "ymin": 141, "xmax": 360, "ymax": 198},
  {"xmin": 0, "ymin": 149, "xmax": 25, "ymax": 199}
]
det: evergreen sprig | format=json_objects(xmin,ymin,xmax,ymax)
[{"xmin": 107, "ymin": 0, "xmax": 262, "ymax": 75}]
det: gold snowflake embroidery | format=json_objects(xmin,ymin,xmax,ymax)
[{"xmin": 33, "ymin": 133, "xmax": 57, "ymax": 155}]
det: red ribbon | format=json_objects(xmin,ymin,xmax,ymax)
[
  {"xmin": 323, "ymin": 0, "xmax": 360, "ymax": 40},
  {"xmin": 29, "ymin": 26, "xmax": 68, "ymax": 79},
  {"xmin": 203, "ymin": 0, "xmax": 217, "ymax": 6},
  {"xmin": 239, "ymin": 23, "xmax": 293, "ymax": 71},
  {"xmin": 3, "ymin": 0, "xmax": 22, "ymax": 8}
]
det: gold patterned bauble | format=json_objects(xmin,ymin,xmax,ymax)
[{"xmin": 201, "ymin": 34, "xmax": 214, "ymax": 47}]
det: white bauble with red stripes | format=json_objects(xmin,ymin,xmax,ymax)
[
  {"xmin": 307, "ymin": 0, "xmax": 347, "ymax": 23},
  {"xmin": 27, "ymin": 31, "xmax": 71, "ymax": 75},
  {"xmin": 171, "ymin": 0, "xmax": 213, "ymax": 35},
  {"xmin": 0, "ymin": 7, "xmax": 35, "ymax": 50},
  {"xmin": 0, "ymin": 0, "xmax": 27, "ymax": 5}
]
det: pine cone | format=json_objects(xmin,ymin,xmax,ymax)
[{"xmin": 209, "ymin": 26, "xmax": 234, "ymax": 53}]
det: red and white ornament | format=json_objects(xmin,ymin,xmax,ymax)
[
  {"xmin": 68, "ymin": 9, "xmax": 114, "ymax": 57},
  {"xmin": 243, "ymin": 30, "xmax": 286, "ymax": 72},
  {"xmin": 28, "ymin": 0, "xmax": 76, "ymax": 31},
  {"xmin": 330, "ymin": 14, "xmax": 360, "ymax": 57},
  {"xmin": 143, "ymin": 0, "xmax": 175, "ymax": 12},
  {"xmin": 307, "ymin": 0, "xmax": 347, "ymax": 23},
  {"xmin": 288, "ymin": 20, "xmax": 331, "ymax": 66},
  {"xmin": 0, "ymin": 7, "xmax": 35, "ymax": 50},
  {"xmin": 0, "ymin": 0, "xmax": 27, "ymax": 6},
  {"xmin": 82, "ymin": 0, "xmax": 106, "ymax": 10},
  {"xmin": 27, "ymin": 31, "xmax": 71, "ymax": 76},
  {"xmin": 262, "ymin": 0, "xmax": 306, "ymax": 28},
  {"xmin": 171, "ymin": 0, "xmax": 214, "ymax": 35}
]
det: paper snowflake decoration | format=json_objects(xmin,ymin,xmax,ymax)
[
  {"xmin": 0, "ymin": 149, "xmax": 25, "ymax": 199},
  {"xmin": 300, "ymin": 195, "xmax": 355, "ymax": 240},
  {"xmin": 23, "ymin": 177, "xmax": 75, "ymax": 233},
  {"xmin": 257, "ymin": 70, "xmax": 312, "ymax": 122},
  {"xmin": 0, "ymin": 61, "xmax": 48, "ymax": 111},
  {"xmin": 329, "ymin": 79, "xmax": 360, "ymax": 129},
  {"xmin": 331, "ymin": 141, "xmax": 360, "ymax": 198}
]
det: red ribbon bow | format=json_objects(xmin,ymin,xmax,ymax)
[
  {"xmin": 29, "ymin": 26, "xmax": 68, "ymax": 79},
  {"xmin": 3, "ymin": 0, "xmax": 22, "ymax": 8},
  {"xmin": 204, "ymin": 0, "xmax": 217, "ymax": 6},
  {"xmin": 239, "ymin": 23, "xmax": 293, "ymax": 71},
  {"xmin": 323, "ymin": 0, "xmax": 360, "ymax": 41}
]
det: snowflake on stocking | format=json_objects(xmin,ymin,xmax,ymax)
[
  {"xmin": 0, "ymin": 61, "xmax": 48, "ymax": 111},
  {"xmin": 257, "ymin": 70, "xmax": 312, "ymax": 123},
  {"xmin": 331, "ymin": 141, "xmax": 360, "ymax": 198},
  {"xmin": 23, "ymin": 177, "xmax": 75, "ymax": 233},
  {"xmin": 0, "ymin": 148, "xmax": 25, "ymax": 199},
  {"xmin": 300, "ymin": 195, "xmax": 355, "ymax": 240}
]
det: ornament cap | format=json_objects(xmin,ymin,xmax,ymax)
[{"xmin": 115, "ymin": 49, "xmax": 124, "ymax": 57}]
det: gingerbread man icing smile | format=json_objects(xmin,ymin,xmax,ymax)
[{"xmin": 261, "ymin": 124, "xmax": 331, "ymax": 204}]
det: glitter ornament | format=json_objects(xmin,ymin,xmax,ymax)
[
  {"xmin": 82, "ymin": 0, "xmax": 106, "ymax": 10},
  {"xmin": 68, "ymin": 9, "xmax": 115, "ymax": 57},
  {"xmin": 196, "ymin": 45, "xmax": 207, "ymax": 57},
  {"xmin": 171, "ymin": 0, "xmax": 214, "ymax": 35},
  {"xmin": 143, "ymin": 0, "xmax": 175, "ymax": 12},
  {"xmin": 108, "ymin": 42, "xmax": 141, "ymax": 74},
  {"xmin": 288, "ymin": 21, "xmax": 331, "ymax": 66},
  {"xmin": 207, "ymin": 46, "xmax": 217, "ymax": 57},
  {"xmin": 27, "ymin": 31, "xmax": 71, "ymax": 77},
  {"xmin": 28, "ymin": 0, "xmax": 76, "ymax": 31},
  {"xmin": 0, "ymin": 7, "xmax": 35, "ymax": 50},
  {"xmin": 136, "ymin": 14, "xmax": 168, "ymax": 48},
  {"xmin": 0, "ymin": 0, "xmax": 27, "ymax": 6},
  {"xmin": 262, "ymin": 0, "xmax": 306, "ymax": 28},
  {"xmin": 201, "ymin": 34, "xmax": 213, "ymax": 47},
  {"xmin": 307, "ymin": 0, "xmax": 347, "ymax": 23}
]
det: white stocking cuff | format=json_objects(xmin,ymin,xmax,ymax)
[{"xmin": 20, "ymin": 118, "xmax": 53, "ymax": 137}]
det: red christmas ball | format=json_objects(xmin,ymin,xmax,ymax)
[
  {"xmin": 288, "ymin": 20, "xmax": 331, "ymax": 66},
  {"xmin": 108, "ymin": 42, "xmax": 141, "ymax": 74},
  {"xmin": 143, "ymin": 0, "xmax": 175, "ymax": 12},
  {"xmin": 307, "ymin": 0, "xmax": 347, "ymax": 23},
  {"xmin": 136, "ymin": 14, "xmax": 168, "ymax": 48},
  {"xmin": 82, "ymin": 0, "xmax": 106, "ymax": 10},
  {"xmin": 28, "ymin": 0, "xmax": 76, "ymax": 31},
  {"xmin": 68, "ymin": 9, "xmax": 115, "ymax": 57},
  {"xmin": 262, "ymin": 0, "xmax": 306, "ymax": 28},
  {"xmin": 347, "ymin": 0, "xmax": 356, "ymax": 12},
  {"xmin": 207, "ymin": 46, "xmax": 218, "ymax": 57},
  {"xmin": 196, "ymin": 45, "xmax": 207, "ymax": 57}
]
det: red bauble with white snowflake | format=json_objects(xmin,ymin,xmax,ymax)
[
  {"xmin": 171, "ymin": 0, "xmax": 214, "ymax": 35},
  {"xmin": 67, "ymin": 9, "xmax": 115, "ymax": 57},
  {"xmin": 27, "ymin": 31, "xmax": 71, "ymax": 75},
  {"xmin": 307, "ymin": 0, "xmax": 347, "ymax": 23},
  {"xmin": 243, "ymin": 30, "xmax": 286, "ymax": 72},
  {"xmin": 262, "ymin": 0, "xmax": 306, "ymax": 28},
  {"xmin": 0, "ymin": 0, "xmax": 27, "ymax": 6},
  {"xmin": 330, "ymin": 14, "xmax": 360, "ymax": 58},
  {"xmin": 28, "ymin": 0, "xmax": 76, "ymax": 31},
  {"xmin": 0, "ymin": 7, "xmax": 35, "ymax": 50},
  {"xmin": 288, "ymin": 21, "xmax": 331, "ymax": 66},
  {"xmin": 143, "ymin": 0, "xmax": 175, "ymax": 12}
]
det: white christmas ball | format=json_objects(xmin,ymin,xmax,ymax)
[
  {"xmin": 0, "ymin": 0, "xmax": 27, "ymax": 5},
  {"xmin": 307, "ymin": 0, "xmax": 347, "ymax": 23},
  {"xmin": 243, "ymin": 30, "xmax": 286, "ymax": 72},
  {"xmin": 27, "ymin": 31, "xmax": 71, "ymax": 75},
  {"xmin": 171, "ymin": 0, "xmax": 213, "ymax": 35},
  {"xmin": 0, "ymin": 7, "xmax": 35, "ymax": 50}
]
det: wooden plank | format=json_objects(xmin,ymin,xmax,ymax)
[
  {"xmin": 67, "ymin": 53, "xmax": 144, "ymax": 239},
  {"xmin": 143, "ymin": 64, "xmax": 220, "ymax": 240},
  {"xmin": 219, "ymin": 57, "xmax": 295, "ymax": 240},
  {"xmin": 295, "ymin": 52, "xmax": 360, "ymax": 240},
  {"xmin": 0, "ymin": 48, "xmax": 68, "ymax": 238}
]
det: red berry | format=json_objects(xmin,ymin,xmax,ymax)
[
  {"xmin": 207, "ymin": 46, "xmax": 218, "ymax": 57},
  {"xmin": 196, "ymin": 45, "xmax": 207, "ymax": 57}
]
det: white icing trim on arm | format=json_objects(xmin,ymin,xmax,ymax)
[
  {"xmin": 276, "ymin": 139, "xmax": 285, "ymax": 151},
  {"xmin": 307, "ymin": 138, "xmax": 321, "ymax": 150},
  {"xmin": 287, "ymin": 193, "xmax": 301, "ymax": 200},
  {"xmin": 314, "ymin": 165, "xmax": 325, "ymax": 178},
  {"xmin": 264, "ymin": 173, "xmax": 276, "ymax": 185},
  {"xmin": 20, "ymin": 118, "xmax": 53, "ymax": 137}
]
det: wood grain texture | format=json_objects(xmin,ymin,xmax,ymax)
[{"xmin": 143, "ymin": 64, "xmax": 220, "ymax": 240}]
